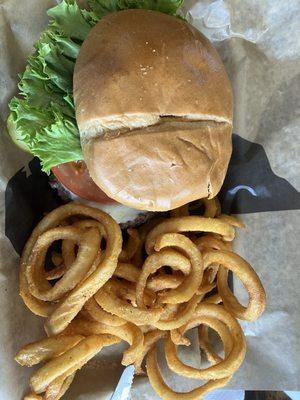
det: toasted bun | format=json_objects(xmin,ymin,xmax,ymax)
[{"xmin": 74, "ymin": 9, "xmax": 233, "ymax": 211}]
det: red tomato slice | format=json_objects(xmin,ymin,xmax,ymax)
[{"xmin": 52, "ymin": 161, "xmax": 116, "ymax": 204}]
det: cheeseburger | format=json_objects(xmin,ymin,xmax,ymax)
[{"xmin": 7, "ymin": 1, "xmax": 232, "ymax": 224}]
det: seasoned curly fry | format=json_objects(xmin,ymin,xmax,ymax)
[
  {"xmin": 60, "ymin": 219, "xmax": 107, "ymax": 272},
  {"xmin": 198, "ymin": 323, "xmax": 225, "ymax": 365},
  {"xmin": 166, "ymin": 316, "xmax": 234, "ymax": 379},
  {"xmin": 177, "ymin": 304, "xmax": 246, "ymax": 378},
  {"xmin": 153, "ymin": 294, "xmax": 202, "ymax": 330},
  {"xmin": 26, "ymin": 226, "xmax": 100, "ymax": 302},
  {"xmin": 136, "ymin": 248, "xmax": 191, "ymax": 308},
  {"xmin": 95, "ymin": 280, "xmax": 163, "ymax": 326},
  {"xmin": 106, "ymin": 278, "xmax": 156, "ymax": 308},
  {"xmin": 114, "ymin": 262, "xmax": 140, "ymax": 282},
  {"xmin": 17, "ymin": 201, "xmax": 266, "ymax": 400},
  {"xmin": 131, "ymin": 216, "xmax": 166, "ymax": 267},
  {"xmin": 45, "ymin": 264, "xmax": 66, "ymax": 281},
  {"xmin": 62, "ymin": 318, "xmax": 142, "ymax": 366},
  {"xmin": 44, "ymin": 207, "xmax": 122, "ymax": 335},
  {"xmin": 20, "ymin": 203, "xmax": 122, "ymax": 318},
  {"xmin": 134, "ymin": 329, "xmax": 167, "ymax": 374},
  {"xmin": 203, "ymin": 293, "xmax": 222, "ymax": 304},
  {"xmin": 204, "ymin": 250, "xmax": 266, "ymax": 320},
  {"xmin": 145, "ymin": 216, "xmax": 235, "ymax": 254},
  {"xmin": 195, "ymin": 234, "xmax": 232, "ymax": 296},
  {"xmin": 195, "ymin": 235, "xmax": 232, "ymax": 252},
  {"xmin": 218, "ymin": 214, "xmax": 245, "ymax": 228},
  {"xmin": 146, "ymin": 343, "xmax": 231, "ymax": 400},
  {"xmin": 30, "ymin": 335, "xmax": 118, "ymax": 394},
  {"xmin": 45, "ymin": 373, "xmax": 75, "ymax": 400},
  {"xmin": 15, "ymin": 336, "xmax": 84, "ymax": 367},
  {"xmin": 154, "ymin": 234, "xmax": 203, "ymax": 304},
  {"xmin": 202, "ymin": 198, "xmax": 221, "ymax": 218},
  {"xmin": 147, "ymin": 272, "xmax": 184, "ymax": 292},
  {"xmin": 84, "ymin": 297, "xmax": 126, "ymax": 326},
  {"xmin": 170, "ymin": 197, "xmax": 221, "ymax": 219},
  {"xmin": 170, "ymin": 328, "xmax": 191, "ymax": 346},
  {"xmin": 119, "ymin": 228, "xmax": 141, "ymax": 262}
]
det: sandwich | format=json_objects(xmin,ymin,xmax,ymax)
[{"xmin": 7, "ymin": 0, "xmax": 233, "ymax": 225}]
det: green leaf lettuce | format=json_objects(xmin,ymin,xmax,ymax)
[{"xmin": 7, "ymin": 0, "xmax": 183, "ymax": 173}]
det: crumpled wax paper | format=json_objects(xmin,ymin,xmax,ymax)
[{"xmin": 0, "ymin": 1, "xmax": 299, "ymax": 399}]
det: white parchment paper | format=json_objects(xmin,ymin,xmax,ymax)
[{"xmin": 0, "ymin": 1, "xmax": 299, "ymax": 398}]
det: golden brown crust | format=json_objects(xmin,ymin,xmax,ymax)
[
  {"xmin": 74, "ymin": 9, "xmax": 233, "ymax": 134},
  {"xmin": 84, "ymin": 121, "xmax": 232, "ymax": 211}
]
